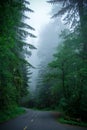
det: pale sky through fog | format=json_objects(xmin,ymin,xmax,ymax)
[
  {"xmin": 25, "ymin": 0, "xmax": 52, "ymax": 64},
  {"xmin": 27, "ymin": 0, "xmax": 52, "ymax": 65},
  {"xmin": 26, "ymin": 0, "xmax": 52, "ymax": 91},
  {"xmin": 29, "ymin": 0, "xmax": 51, "ymax": 38},
  {"xmin": 25, "ymin": 1, "xmax": 65, "ymax": 91},
  {"xmin": 24, "ymin": 1, "xmax": 66, "ymax": 91}
]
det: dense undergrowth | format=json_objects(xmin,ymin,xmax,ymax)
[
  {"xmin": 58, "ymin": 117, "xmax": 87, "ymax": 127},
  {"xmin": 0, "ymin": 106, "xmax": 25, "ymax": 123}
]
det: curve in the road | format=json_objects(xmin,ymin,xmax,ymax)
[{"xmin": 0, "ymin": 109, "xmax": 87, "ymax": 130}]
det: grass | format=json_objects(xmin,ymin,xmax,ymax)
[
  {"xmin": 58, "ymin": 117, "xmax": 87, "ymax": 127},
  {"xmin": 0, "ymin": 106, "xmax": 26, "ymax": 123}
]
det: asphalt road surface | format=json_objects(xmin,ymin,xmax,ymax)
[{"xmin": 0, "ymin": 109, "xmax": 87, "ymax": 130}]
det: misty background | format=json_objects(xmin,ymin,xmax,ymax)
[{"xmin": 27, "ymin": 1, "xmax": 66, "ymax": 92}]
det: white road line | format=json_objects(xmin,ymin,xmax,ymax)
[{"xmin": 23, "ymin": 126, "xmax": 27, "ymax": 130}]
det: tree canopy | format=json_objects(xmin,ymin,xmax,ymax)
[{"xmin": 0, "ymin": 0, "xmax": 36, "ymax": 111}]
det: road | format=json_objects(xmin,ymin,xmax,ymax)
[{"xmin": 0, "ymin": 109, "xmax": 87, "ymax": 130}]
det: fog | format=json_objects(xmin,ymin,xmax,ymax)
[{"xmin": 27, "ymin": 1, "xmax": 65, "ymax": 92}]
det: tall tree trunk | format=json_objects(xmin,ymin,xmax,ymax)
[
  {"xmin": 61, "ymin": 62, "xmax": 66, "ymax": 98},
  {"xmin": 77, "ymin": 0, "xmax": 87, "ymax": 116},
  {"xmin": 78, "ymin": 0, "xmax": 87, "ymax": 59}
]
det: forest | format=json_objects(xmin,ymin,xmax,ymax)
[
  {"xmin": 0, "ymin": 0, "xmax": 36, "ymax": 122},
  {"xmin": 0, "ymin": 0, "xmax": 87, "ymax": 126}
]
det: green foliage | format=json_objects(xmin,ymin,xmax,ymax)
[
  {"xmin": 35, "ymin": 27, "xmax": 87, "ymax": 122},
  {"xmin": 37, "ymin": 0, "xmax": 87, "ymax": 122},
  {"xmin": 58, "ymin": 117, "xmax": 87, "ymax": 127},
  {"xmin": 0, "ymin": 0, "xmax": 36, "ymax": 117},
  {"xmin": 0, "ymin": 106, "xmax": 25, "ymax": 123}
]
